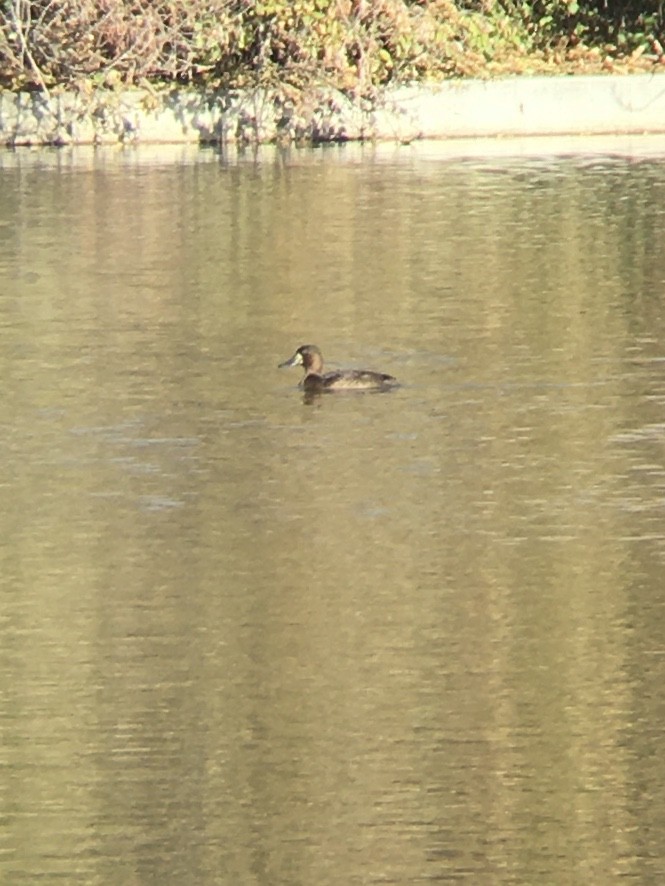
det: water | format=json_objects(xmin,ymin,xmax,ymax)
[{"xmin": 2, "ymin": 138, "xmax": 665, "ymax": 884}]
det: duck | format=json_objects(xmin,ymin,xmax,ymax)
[{"xmin": 278, "ymin": 344, "xmax": 398, "ymax": 393}]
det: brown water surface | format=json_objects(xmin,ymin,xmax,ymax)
[{"xmin": 1, "ymin": 140, "xmax": 665, "ymax": 884}]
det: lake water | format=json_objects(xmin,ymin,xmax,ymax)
[{"xmin": 2, "ymin": 137, "xmax": 665, "ymax": 884}]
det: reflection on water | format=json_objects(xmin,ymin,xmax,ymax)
[{"xmin": 2, "ymin": 140, "xmax": 665, "ymax": 884}]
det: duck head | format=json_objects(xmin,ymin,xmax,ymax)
[{"xmin": 278, "ymin": 345, "xmax": 324, "ymax": 375}]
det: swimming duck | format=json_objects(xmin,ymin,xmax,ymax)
[{"xmin": 278, "ymin": 344, "xmax": 398, "ymax": 392}]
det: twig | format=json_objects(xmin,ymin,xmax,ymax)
[{"xmin": 7, "ymin": 0, "xmax": 50, "ymax": 98}]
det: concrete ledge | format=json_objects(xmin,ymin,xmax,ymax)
[
  {"xmin": 381, "ymin": 74, "xmax": 665, "ymax": 139},
  {"xmin": 1, "ymin": 74, "xmax": 665, "ymax": 146}
]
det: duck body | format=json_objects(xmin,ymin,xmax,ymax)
[{"xmin": 279, "ymin": 345, "xmax": 398, "ymax": 392}]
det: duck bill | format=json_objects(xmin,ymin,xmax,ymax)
[{"xmin": 278, "ymin": 352, "xmax": 302, "ymax": 368}]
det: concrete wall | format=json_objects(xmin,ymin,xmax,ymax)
[{"xmin": 1, "ymin": 75, "xmax": 664, "ymax": 146}]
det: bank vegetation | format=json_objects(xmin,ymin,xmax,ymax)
[{"xmin": 1, "ymin": 1, "xmax": 664, "ymax": 101}]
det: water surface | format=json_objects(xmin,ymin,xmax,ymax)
[{"xmin": 2, "ymin": 139, "xmax": 665, "ymax": 884}]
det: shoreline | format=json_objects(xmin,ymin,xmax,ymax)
[
  {"xmin": 2, "ymin": 74, "xmax": 665, "ymax": 147},
  {"xmin": 3, "ymin": 134, "xmax": 665, "ymax": 174}
]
